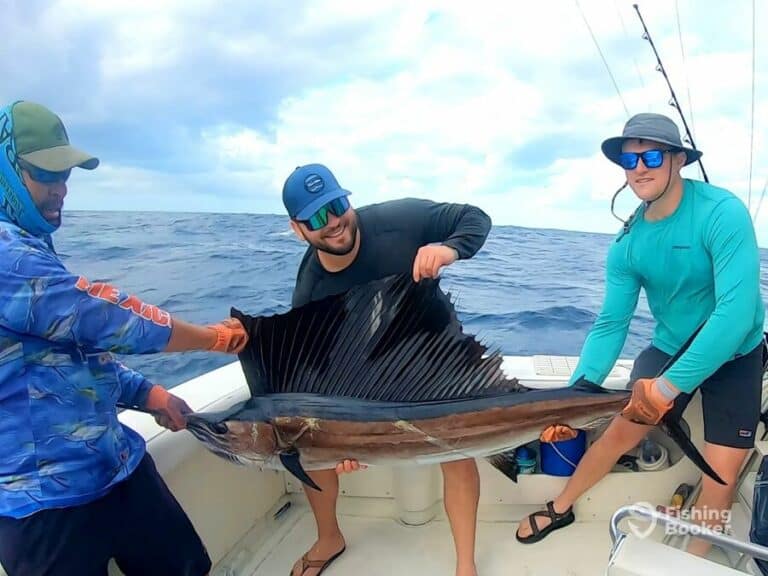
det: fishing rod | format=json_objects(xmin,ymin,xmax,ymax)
[{"xmin": 633, "ymin": 3, "xmax": 709, "ymax": 183}]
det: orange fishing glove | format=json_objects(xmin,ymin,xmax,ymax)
[
  {"xmin": 207, "ymin": 318, "xmax": 249, "ymax": 354},
  {"xmin": 621, "ymin": 377, "xmax": 676, "ymax": 426},
  {"xmin": 146, "ymin": 385, "xmax": 192, "ymax": 431}
]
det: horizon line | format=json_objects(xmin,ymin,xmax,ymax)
[{"xmin": 60, "ymin": 209, "xmax": 768, "ymax": 250}]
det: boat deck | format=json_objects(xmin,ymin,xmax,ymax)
[
  {"xmin": 248, "ymin": 504, "xmax": 612, "ymax": 575},
  {"xmin": 211, "ymin": 497, "xmax": 746, "ymax": 576}
]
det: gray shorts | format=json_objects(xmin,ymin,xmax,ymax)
[{"xmin": 630, "ymin": 340, "xmax": 766, "ymax": 449}]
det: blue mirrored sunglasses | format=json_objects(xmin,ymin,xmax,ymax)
[
  {"xmin": 303, "ymin": 196, "xmax": 350, "ymax": 231},
  {"xmin": 18, "ymin": 158, "xmax": 71, "ymax": 184},
  {"xmin": 618, "ymin": 149, "xmax": 676, "ymax": 170}
]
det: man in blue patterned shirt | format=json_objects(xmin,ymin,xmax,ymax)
[{"xmin": 0, "ymin": 100, "xmax": 249, "ymax": 576}]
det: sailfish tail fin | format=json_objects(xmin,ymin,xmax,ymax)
[{"xmin": 661, "ymin": 414, "xmax": 725, "ymax": 485}]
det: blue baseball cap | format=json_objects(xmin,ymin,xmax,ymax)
[{"xmin": 282, "ymin": 163, "xmax": 352, "ymax": 220}]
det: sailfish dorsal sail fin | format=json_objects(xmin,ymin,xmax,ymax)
[{"xmin": 231, "ymin": 273, "xmax": 524, "ymax": 402}]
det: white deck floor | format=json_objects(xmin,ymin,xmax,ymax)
[
  {"xmin": 248, "ymin": 503, "xmax": 613, "ymax": 576},
  {"xmin": 215, "ymin": 499, "xmax": 739, "ymax": 576}
]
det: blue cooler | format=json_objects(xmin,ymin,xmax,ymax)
[{"xmin": 540, "ymin": 429, "xmax": 587, "ymax": 476}]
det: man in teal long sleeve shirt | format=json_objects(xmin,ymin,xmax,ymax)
[
  {"xmin": 516, "ymin": 113, "xmax": 767, "ymax": 556},
  {"xmin": 572, "ymin": 176, "xmax": 764, "ymax": 394}
]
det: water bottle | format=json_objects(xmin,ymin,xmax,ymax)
[{"xmin": 515, "ymin": 446, "xmax": 537, "ymax": 474}]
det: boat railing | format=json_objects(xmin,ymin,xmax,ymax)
[{"xmin": 609, "ymin": 503, "xmax": 768, "ymax": 570}]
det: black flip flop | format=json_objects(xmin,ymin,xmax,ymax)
[{"xmin": 516, "ymin": 501, "xmax": 575, "ymax": 544}]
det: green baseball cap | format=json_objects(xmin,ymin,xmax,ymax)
[{"xmin": 12, "ymin": 101, "xmax": 99, "ymax": 172}]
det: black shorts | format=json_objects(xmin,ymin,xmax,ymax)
[
  {"xmin": 630, "ymin": 340, "xmax": 767, "ymax": 449},
  {"xmin": 0, "ymin": 453, "xmax": 211, "ymax": 576}
]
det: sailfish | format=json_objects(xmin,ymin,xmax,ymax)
[{"xmin": 185, "ymin": 273, "xmax": 724, "ymax": 491}]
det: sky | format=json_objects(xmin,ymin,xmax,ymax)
[{"xmin": 2, "ymin": 0, "xmax": 767, "ymax": 246}]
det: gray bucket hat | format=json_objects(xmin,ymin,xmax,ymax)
[{"xmin": 601, "ymin": 112, "xmax": 702, "ymax": 167}]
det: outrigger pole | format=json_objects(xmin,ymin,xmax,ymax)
[{"xmin": 633, "ymin": 3, "xmax": 709, "ymax": 183}]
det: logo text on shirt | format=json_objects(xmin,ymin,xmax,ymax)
[{"xmin": 75, "ymin": 277, "xmax": 172, "ymax": 328}]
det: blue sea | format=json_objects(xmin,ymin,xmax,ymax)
[{"xmin": 54, "ymin": 211, "xmax": 768, "ymax": 390}]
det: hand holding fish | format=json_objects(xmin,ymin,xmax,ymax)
[
  {"xmin": 207, "ymin": 318, "xmax": 249, "ymax": 354},
  {"xmin": 146, "ymin": 385, "xmax": 193, "ymax": 431},
  {"xmin": 621, "ymin": 377, "xmax": 676, "ymax": 425},
  {"xmin": 412, "ymin": 245, "xmax": 458, "ymax": 282},
  {"xmin": 335, "ymin": 459, "xmax": 367, "ymax": 474}
]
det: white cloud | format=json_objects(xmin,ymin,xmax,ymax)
[
  {"xmin": 2, "ymin": 0, "xmax": 767, "ymax": 247},
  {"xmin": 178, "ymin": 1, "xmax": 766, "ymax": 247},
  {"xmin": 99, "ymin": 18, "xmax": 182, "ymax": 80}
]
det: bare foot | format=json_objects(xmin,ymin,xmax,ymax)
[
  {"xmin": 456, "ymin": 563, "xmax": 478, "ymax": 576},
  {"xmin": 291, "ymin": 534, "xmax": 346, "ymax": 576}
]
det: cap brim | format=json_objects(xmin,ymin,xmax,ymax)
[
  {"xmin": 20, "ymin": 145, "xmax": 99, "ymax": 171},
  {"xmin": 294, "ymin": 188, "xmax": 351, "ymax": 220},
  {"xmin": 601, "ymin": 136, "xmax": 703, "ymax": 167}
]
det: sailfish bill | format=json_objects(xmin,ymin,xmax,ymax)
[{"xmin": 184, "ymin": 273, "xmax": 724, "ymax": 489}]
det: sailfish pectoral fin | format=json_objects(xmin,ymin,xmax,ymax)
[
  {"xmin": 279, "ymin": 448, "xmax": 322, "ymax": 492},
  {"xmin": 661, "ymin": 414, "xmax": 725, "ymax": 486}
]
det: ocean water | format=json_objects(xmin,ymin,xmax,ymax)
[{"xmin": 53, "ymin": 211, "xmax": 768, "ymax": 390}]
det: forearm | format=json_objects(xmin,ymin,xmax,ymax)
[
  {"xmin": 440, "ymin": 205, "xmax": 492, "ymax": 259},
  {"xmin": 163, "ymin": 317, "xmax": 217, "ymax": 352},
  {"xmin": 413, "ymin": 199, "xmax": 491, "ymax": 259},
  {"xmin": 569, "ymin": 317, "xmax": 631, "ymax": 386},
  {"xmin": 2, "ymin": 243, "xmax": 244, "ymax": 357},
  {"xmin": 1, "ymin": 257, "xmax": 172, "ymax": 354},
  {"xmin": 663, "ymin": 294, "xmax": 759, "ymax": 392},
  {"xmin": 116, "ymin": 362, "xmax": 155, "ymax": 408},
  {"xmin": 570, "ymin": 242, "xmax": 639, "ymax": 386}
]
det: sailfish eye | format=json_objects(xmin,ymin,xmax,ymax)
[{"xmin": 211, "ymin": 422, "xmax": 229, "ymax": 434}]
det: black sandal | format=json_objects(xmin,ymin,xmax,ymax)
[{"xmin": 516, "ymin": 501, "xmax": 575, "ymax": 544}]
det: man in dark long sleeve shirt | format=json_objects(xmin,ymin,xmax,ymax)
[
  {"xmin": 292, "ymin": 196, "xmax": 490, "ymax": 308},
  {"xmin": 283, "ymin": 163, "xmax": 491, "ymax": 576}
]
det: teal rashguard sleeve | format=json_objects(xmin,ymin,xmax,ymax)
[
  {"xmin": 568, "ymin": 240, "xmax": 641, "ymax": 386},
  {"xmin": 661, "ymin": 198, "xmax": 763, "ymax": 392}
]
